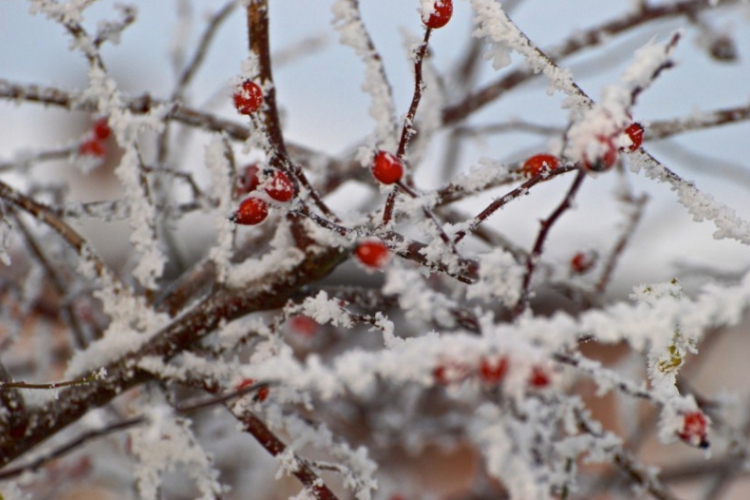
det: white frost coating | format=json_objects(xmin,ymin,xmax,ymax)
[
  {"xmin": 246, "ymin": 271, "xmax": 750, "ymax": 404},
  {"xmin": 332, "ymin": 0, "xmax": 398, "ymax": 153},
  {"xmin": 630, "ymin": 151, "xmax": 750, "ymax": 245},
  {"xmin": 566, "ymin": 35, "xmax": 678, "ymax": 165},
  {"xmin": 467, "ymin": 249, "xmax": 525, "ymax": 307},
  {"xmin": 469, "ymin": 404, "xmax": 551, "ymax": 500},
  {"xmin": 81, "ymin": 65, "xmax": 169, "ymax": 289},
  {"xmin": 226, "ymin": 220, "xmax": 304, "ymax": 288},
  {"xmin": 131, "ymin": 402, "xmax": 223, "ymax": 500},
  {"xmin": 297, "ymin": 291, "xmax": 354, "ymax": 328},
  {"xmin": 383, "ymin": 265, "xmax": 458, "ymax": 328},
  {"xmin": 470, "ymin": 0, "xmax": 584, "ymax": 107},
  {"xmin": 206, "ymin": 138, "xmax": 235, "ymax": 282}
]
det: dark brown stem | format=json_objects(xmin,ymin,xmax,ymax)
[{"xmin": 513, "ymin": 169, "xmax": 586, "ymax": 318}]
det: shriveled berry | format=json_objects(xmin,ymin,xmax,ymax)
[
  {"xmin": 678, "ymin": 411, "xmax": 709, "ymax": 448},
  {"xmin": 479, "ymin": 356, "xmax": 508, "ymax": 385},
  {"xmin": 528, "ymin": 366, "xmax": 550, "ymax": 388},
  {"xmin": 231, "ymin": 197, "xmax": 268, "ymax": 225},
  {"xmin": 623, "ymin": 123, "xmax": 644, "ymax": 152},
  {"xmin": 79, "ymin": 138, "xmax": 106, "ymax": 157},
  {"xmin": 236, "ymin": 164, "xmax": 261, "ymax": 195},
  {"xmin": 371, "ymin": 151, "xmax": 404, "ymax": 185},
  {"xmin": 93, "ymin": 118, "xmax": 111, "ymax": 140},
  {"xmin": 234, "ymin": 80, "xmax": 263, "ymax": 115},
  {"xmin": 355, "ymin": 240, "xmax": 390, "ymax": 269},
  {"xmin": 264, "ymin": 170, "xmax": 295, "ymax": 202},
  {"xmin": 423, "ymin": 0, "xmax": 453, "ymax": 29},
  {"xmin": 522, "ymin": 154, "xmax": 559, "ymax": 177}
]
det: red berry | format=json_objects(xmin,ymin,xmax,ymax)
[
  {"xmin": 570, "ymin": 251, "xmax": 595, "ymax": 274},
  {"xmin": 231, "ymin": 197, "xmax": 268, "ymax": 225},
  {"xmin": 678, "ymin": 411, "xmax": 709, "ymax": 448},
  {"xmin": 236, "ymin": 164, "xmax": 261, "ymax": 196},
  {"xmin": 234, "ymin": 80, "xmax": 263, "ymax": 115},
  {"xmin": 371, "ymin": 151, "xmax": 404, "ymax": 185},
  {"xmin": 479, "ymin": 356, "xmax": 508, "ymax": 385},
  {"xmin": 256, "ymin": 386, "xmax": 270, "ymax": 402},
  {"xmin": 528, "ymin": 366, "xmax": 550, "ymax": 388},
  {"xmin": 424, "ymin": 0, "xmax": 453, "ymax": 29},
  {"xmin": 79, "ymin": 138, "xmax": 106, "ymax": 157},
  {"xmin": 264, "ymin": 170, "xmax": 295, "ymax": 202},
  {"xmin": 236, "ymin": 378, "xmax": 256, "ymax": 391},
  {"xmin": 355, "ymin": 240, "xmax": 390, "ymax": 269},
  {"xmin": 289, "ymin": 315, "xmax": 319, "ymax": 337},
  {"xmin": 583, "ymin": 136, "xmax": 618, "ymax": 172},
  {"xmin": 623, "ymin": 122, "xmax": 644, "ymax": 152},
  {"xmin": 92, "ymin": 118, "xmax": 111, "ymax": 140},
  {"xmin": 522, "ymin": 154, "xmax": 559, "ymax": 177}
]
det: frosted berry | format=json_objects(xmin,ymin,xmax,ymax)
[
  {"xmin": 570, "ymin": 251, "xmax": 595, "ymax": 274},
  {"xmin": 433, "ymin": 362, "xmax": 469, "ymax": 386},
  {"xmin": 234, "ymin": 80, "xmax": 263, "ymax": 115},
  {"xmin": 528, "ymin": 366, "xmax": 550, "ymax": 388},
  {"xmin": 236, "ymin": 164, "xmax": 261, "ymax": 196},
  {"xmin": 423, "ymin": 0, "xmax": 453, "ymax": 29},
  {"xmin": 371, "ymin": 151, "xmax": 403, "ymax": 185},
  {"xmin": 583, "ymin": 136, "xmax": 618, "ymax": 172},
  {"xmin": 355, "ymin": 240, "xmax": 390, "ymax": 269},
  {"xmin": 264, "ymin": 170, "xmax": 295, "ymax": 202},
  {"xmin": 479, "ymin": 356, "xmax": 508, "ymax": 385},
  {"xmin": 236, "ymin": 378, "xmax": 256, "ymax": 391},
  {"xmin": 289, "ymin": 315, "xmax": 319, "ymax": 337},
  {"xmin": 79, "ymin": 138, "xmax": 106, "ymax": 157},
  {"xmin": 522, "ymin": 154, "xmax": 559, "ymax": 177},
  {"xmin": 678, "ymin": 411, "xmax": 709, "ymax": 448},
  {"xmin": 623, "ymin": 123, "xmax": 644, "ymax": 152},
  {"xmin": 93, "ymin": 118, "xmax": 111, "ymax": 140},
  {"xmin": 231, "ymin": 197, "xmax": 268, "ymax": 225}
]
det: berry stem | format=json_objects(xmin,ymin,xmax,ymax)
[{"xmin": 513, "ymin": 168, "xmax": 586, "ymax": 318}]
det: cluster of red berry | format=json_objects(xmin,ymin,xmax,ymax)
[
  {"xmin": 78, "ymin": 118, "xmax": 111, "ymax": 158},
  {"xmin": 582, "ymin": 122, "xmax": 644, "ymax": 172},
  {"xmin": 230, "ymin": 164, "xmax": 295, "ymax": 226},
  {"xmin": 433, "ymin": 356, "xmax": 551, "ymax": 389}
]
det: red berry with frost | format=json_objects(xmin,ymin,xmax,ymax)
[
  {"xmin": 371, "ymin": 151, "xmax": 404, "ymax": 185},
  {"xmin": 623, "ymin": 122, "xmax": 644, "ymax": 152},
  {"xmin": 236, "ymin": 164, "xmax": 261, "ymax": 195},
  {"xmin": 423, "ymin": 0, "xmax": 453, "ymax": 29},
  {"xmin": 479, "ymin": 356, "xmax": 508, "ymax": 385},
  {"xmin": 355, "ymin": 240, "xmax": 390, "ymax": 269},
  {"xmin": 93, "ymin": 118, "xmax": 111, "ymax": 140},
  {"xmin": 433, "ymin": 362, "xmax": 469, "ymax": 385},
  {"xmin": 522, "ymin": 154, "xmax": 559, "ymax": 177},
  {"xmin": 528, "ymin": 366, "xmax": 550, "ymax": 388},
  {"xmin": 234, "ymin": 80, "xmax": 263, "ymax": 115},
  {"xmin": 79, "ymin": 138, "xmax": 106, "ymax": 157},
  {"xmin": 678, "ymin": 411, "xmax": 709, "ymax": 448},
  {"xmin": 570, "ymin": 251, "xmax": 595, "ymax": 274},
  {"xmin": 289, "ymin": 315, "xmax": 319, "ymax": 337},
  {"xmin": 583, "ymin": 136, "xmax": 618, "ymax": 172},
  {"xmin": 264, "ymin": 170, "xmax": 295, "ymax": 202},
  {"xmin": 231, "ymin": 197, "xmax": 268, "ymax": 225}
]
